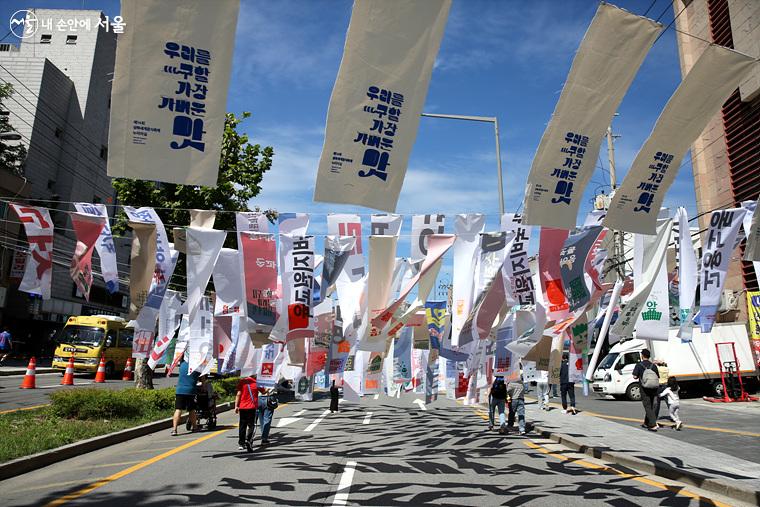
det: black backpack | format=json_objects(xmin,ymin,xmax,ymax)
[{"xmin": 491, "ymin": 380, "xmax": 507, "ymax": 399}]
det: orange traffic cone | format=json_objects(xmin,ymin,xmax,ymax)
[
  {"xmin": 94, "ymin": 355, "xmax": 107, "ymax": 383},
  {"xmin": 60, "ymin": 356, "xmax": 75, "ymax": 385},
  {"xmin": 19, "ymin": 357, "xmax": 37, "ymax": 389},
  {"xmin": 122, "ymin": 357, "xmax": 134, "ymax": 381}
]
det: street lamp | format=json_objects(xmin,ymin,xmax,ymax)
[{"xmin": 421, "ymin": 113, "xmax": 505, "ymax": 214}]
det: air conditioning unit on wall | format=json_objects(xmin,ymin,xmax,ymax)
[{"xmin": 719, "ymin": 289, "xmax": 739, "ymax": 312}]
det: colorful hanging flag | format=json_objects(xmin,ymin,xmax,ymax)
[
  {"xmin": 278, "ymin": 213, "xmax": 309, "ymax": 236},
  {"xmin": 360, "ymin": 235, "xmax": 398, "ymax": 352},
  {"xmin": 559, "ymin": 226, "xmax": 603, "ymax": 312},
  {"xmin": 452, "ymin": 214, "xmax": 486, "ymax": 346},
  {"xmin": 69, "ymin": 212, "xmax": 106, "ymax": 301},
  {"xmin": 371, "ymin": 213, "xmax": 403, "ymax": 236},
  {"xmin": 282, "ymin": 235, "xmax": 316, "ymax": 342},
  {"xmin": 539, "ymin": 227, "xmax": 570, "ymax": 321},
  {"xmin": 212, "ymin": 248, "xmax": 246, "ymax": 317},
  {"xmin": 10, "ymin": 204, "xmax": 54, "ymax": 299},
  {"xmin": 240, "ymin": 232, "xmax": 277, "ymax": 326},
  {"xmin": 184, "ymin": 226, "xmax": 226, "ymax": 322},
  {"xmin": 74, "ymin": 203, "xmax": 119, "ymax": 293},
  {"xmin": 676, "ymin": 207, "xmax": 698, "ymax": 341},
  {"xmin": 411, "ymin": 214, "xmax": 446, "ymax": 264},
  {"xmin": 501, "ymin": 213, "xmax": 535, "ymax": 306}
]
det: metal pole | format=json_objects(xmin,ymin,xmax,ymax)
[
  {"xmin": 421, "ymin": 113, "xmax": 504, "ymax": 214},
  {"xmin": 585, "ymin": 279, "xmax": 623, "ymax": 382},
  {"xmin": 607, "ymin": 125, "xmax": 626, "ymax": 278}
]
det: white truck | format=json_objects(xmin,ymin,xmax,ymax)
[{"xmin": 591, "ymin": 322, "xmax": 759, "ymax": 401}]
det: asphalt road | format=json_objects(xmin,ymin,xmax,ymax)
[
  {"xmin": 0, "ymin": 372, "xmax": 177, "ymax": 412},
  {"xmin": 2, "ymin": 392, "xmax": 744, "ymax": 506},
  {"xmin": 526, "ymin": 384, "xmax": 760, "ymax": 464}
]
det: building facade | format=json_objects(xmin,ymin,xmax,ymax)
[{"xmin": 0, "ymin": 9, "xmax": 130, "ymax": 354}]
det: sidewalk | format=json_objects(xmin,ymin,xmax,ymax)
[
  {"xmin": 0, "ymin": 358, "xmax": 54, "ymax": 376},
  {"xmin": 522, "ymin": 401, "xmax": 760, "ymax": 505}
]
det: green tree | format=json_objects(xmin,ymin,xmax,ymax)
[
  {"xmin": 113, "ymin": 111, "xmax": 275, "ymax": 388},
  {"xmin": 0, "ymin": 83, "xmax": 28, "ymax": 175}
]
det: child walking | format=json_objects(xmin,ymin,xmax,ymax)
[{"xmin": 659, "ymin": 376, "xmax": 683, "ymax": 430}]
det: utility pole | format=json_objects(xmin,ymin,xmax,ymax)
[{"xmin": 606, "ymin": 124, "xmax": 626, "ymax": 278}]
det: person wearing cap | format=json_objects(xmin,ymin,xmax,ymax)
[{"xmin": 560, "ymin": 352, "xmax": 577, "ymax": 415}]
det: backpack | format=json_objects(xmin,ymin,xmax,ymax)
[
  {"xmin": 641, "ymin": 363, "xmax": 659, "ymax": 389},
  {"xmin": 491, "ymin": 381, "xmax": 507, "ymax": 399}
]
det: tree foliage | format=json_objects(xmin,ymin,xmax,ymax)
[{"xmin": 0, "ymin": 83, "xmax": 28, "ymax": 175}]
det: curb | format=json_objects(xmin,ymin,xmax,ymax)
[
  {"xmin": 0, "ymin": 400, "xmax": 234, "ymax": 481},
  {"xmin": 0, "ymin": 368, "xmax": 56, "ymax": 376},
  {"xmin": 531, "ymin": 422, "xmax": 760, "ymax": 506}
]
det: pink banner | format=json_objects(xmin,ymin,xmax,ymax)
[
  {"xmin": 10, "ymin": 204, "xmax": 54, "ymax": 299},
  {"xmin": 70, "ymin": 212, "xmax": 106, "ymax": 301},
  {"xmin": 539, "ymin": 227, "xmax": 570, "ymax": 321},
  {"xmin": 240, "ymin": 232, "xmax": 278, "ymax": 326}
]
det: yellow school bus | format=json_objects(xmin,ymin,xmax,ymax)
[{"xmin": 52, "ymin": 315, "xmax": 132, "ymax": 377}]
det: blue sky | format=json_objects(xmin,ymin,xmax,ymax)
[{"xmin": 2, "ymin": 0, "xmax": 701, "ymax": 280}]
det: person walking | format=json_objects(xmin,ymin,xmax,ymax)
[
  {"xmin": 257, "ymin": 386, "xmax": 277, "ymax": 446},
  {"xmin": 507, "ymin": 376, "xmax": 527, "ymax": 435},
  {"xmin": 0, "ymin": 327, "xmax": 12, "ymax": 364},
  {"xmin": 659, "ymin": 376, "xmax": 683, "ymax": 430},
  {"xmin": 171, "ymin": 358, "xmax": 200, "ymax": 436},
  {"xmin": 488, "ymin": 376, "xmax": 507, "ymax": 432},
  {"xmin": 632, "ymin": 348, "xmax": 660, "ymax": 431},
  {"xmin": 535, "ymin": 369, "xmax": 550, "ymax": 411},
  {"xmin": 329, "ymin": 380, "xmax": 340, "ymax": 413},
  {"xmin": 653, "ymin": 359, "xmax": 669, "ymax": 423},
  {"xmin": 559, "ymin": 352, "xmax": 577, "ymax": 415},
  {"xmin": 235, "ymin": 373, "xmax": 258, "ymax": 452}
]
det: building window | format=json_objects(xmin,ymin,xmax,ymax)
[
  {"xmin": 99, "ymin": 145, "xmax": 108, "ymax": 160},
  {"xmin": 40, "ymin": 34, "xmax": 52, "ymax": 44},
  {"xmin": 66, "ymin": 35, "xmax": 77, "ymax": 45}
]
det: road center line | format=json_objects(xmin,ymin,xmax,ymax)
[
  {"xmin": 363, "ymin": 412, "xmax": 373, "ymax": 424},
  {"xmin": 304, "ymin": 409, "xmax": 331, "ymax": 432},
  {"xmin": 331, "ymin": 460, "xmax": 358, "ymax": 506}
]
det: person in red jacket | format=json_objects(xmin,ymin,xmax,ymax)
[{"xmin": 235, "ymin": 374, "xmax": 258, "ymax": 452}]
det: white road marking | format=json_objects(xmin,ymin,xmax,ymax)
[
  {"xmin": 363, "ymin": 412, "xmax": 373, "ymax": 424},
  {"xmin": 294, "ymin": 409, "xmax": 306, "ymax": 417},
  {"xmin": 304, "ymin": 409, "xmax": 331, "ymax": 432},
  {"xmin": 373, "ymin": 394, "xmax": 379, "ymax": 400},
  {"xmin": 276, "ymin": 416, "xmax": 302, "ymax": 428},
  {"xmin": 37, "ymin": 382, "xmax": 93, "ymax": 389},
  {"xmin": 413, "ymin": 399, "xmax": 427, "ymax": 411},
  {"xmin": 331, "ymin": 460, "xmax": 358, "ymax": 506}
]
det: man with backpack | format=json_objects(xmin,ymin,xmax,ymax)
[
  {"xmin": 488, "ymin": 376, "xmax": 507, "ymax": 433},
  {"xmin": 632, "ymin": 348, "xmax": 660, "ymax": 431},
  {"xmin": 0, "ymin": 327, "xmax": 12, "ymax": 364}
]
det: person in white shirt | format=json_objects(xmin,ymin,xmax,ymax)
[
  {"xmin": 659, "ymin": 376, "xmax": 683, "ymax": 430},
  {"xmin": 535, "ymin": 369, "xmax": 550, "ymax": 411}
]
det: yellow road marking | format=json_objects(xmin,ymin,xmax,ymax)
[
  {"xmin": 122, "ymin": 446, "xmax": 176, "ymax": 454},
  {"xmin": 0, "ymin": 403, "xmax": 49, "ymax": 415},
  {"xmin": 44, "ymin": 428, "xmax": 230, "ymax": 507},
  {"xmin": 579, "ymin": 409, "xmax": 760, "ymax": 438},
  {"xmin": 67, "ymin": 460, "xmax": 142, "ymax": 472},
  {"xmin": 15, "ymin": 477, "xmax": 108, "ymax": 494},
  {"xmin": 523, "ymin": 440, "xmax": 731, "ymax": 507}
]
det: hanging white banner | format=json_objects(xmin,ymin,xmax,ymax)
[
  {"xmin": 168, "ymin": 314, "xmax": 190, "ymax": 375},
  {"xmin": 451, "ymin": 214, "xmax": 485, "ymax": 346},
  {"xmin": 371, "ymin": 214, "xmax": 403, "ymax": 236},
  {"xmin": 699, "ymin": 208, "xmax": 747, "ymax": 333},
  {"xmin": 74, "ymin": 203, "xmax": 119, "ymax": 293},
  {"xmin": 10, "ymin": 205, "xmax": 54, "ymax": 300},
  {"xmin": 610, "ymin": 219, "xmax": 672, "ymax": 339},
  {"xmin": 676, "ymin": 207, "xmax": 698, "ymax": 341},
  {"xmin": 634, "ymin": 230, "xmax": 669, "ymax": 341},
  {"xmin": 500, "ymin": 213, "xmax": 535, "ymax": 306},
  {"xmin": 605, "ymin": 45, "xmax": 757, "ymax": 234},
  {"xmin": 188, "ymin": 296, "xmax": 214, "ymax": 375},
  {"xmin": 282, "ymin": 235, "xmax": 316, "ymax": 342},
  {"xmin": 69, "ymin": 212, "xmax": 106, "ymax": 301},
  {"xmin": 108, "ymin": 0, "xmax": 240, "ymax": 186},
  {"xmin": 327, "ymin": 214, "xmax": 363, "ymax": 252},
  {"xmin": 278, "ymin": 213, "xmax": 310, "ymax": 236},
  {"xmin": 522, "ymin": 3, "xmax": 661, "ymax": 228},
  {"xmin": 744, "ymin": 195, "xmax": 760, "ymax": 263},
  {"xmin": 236, "ymin": 211, "xmax": 270, "ymax": 233},
  {"xmin": 741, "ymin": 200, "xmax": 760, "ymax": 280},
  {"xmin": 313, "ymin": 0, "xmax": 452, "ymax": 212},
  {"xmin": 184, "ymin": 227, "xmax": 226, "ymax": 322},
  {"xmin": 148, "ymin": 289, "xmax": 183, "ymax": 370},
  {"xmin": 213, "ymin": 248, "xmax": 245, "ymax": 317},
  {"xmin": 359, "ymin": 236, "xmax": 398, "ymax": 352},
  {"xmin": 322, "ymin": 235, "xmax": 356, "ymax": 295},
  {"xmin": 411, "ymin": 214, "xmax": 446, "ymax": 265}
]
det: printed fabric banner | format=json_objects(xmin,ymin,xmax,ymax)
[
  {"xmin": 364, "ymin": 352, "xmax": 384, "ymax": 394},
  {"xmin": 278, "ymin": 213, "xmax": 309, "ymax": 236},
  {"xmin": 313, "ymin": 0, "xmax": 452, "ymax": 212},
  {"xmin": 148, "ymin": 289, "xmax": 183, "ymax": 370},
  {"xmin": 501, "ymin": 213, "xmax": 535, "ymax": 306},
  {"xmin": 741, "ymin": 200, "xmax": 760, "ymax": 280},
  {"xmin": 459, "ymin": 268, "xmax": 508, "ymax": 346},
  {"xmin": 322, "ymin": 235, "xmax": 356, "ymax": 295},
  {"xmin": 568, "ymin": 315, "xmax": 588, "ymax": 383},
  {"xmin": 188, "ymin": 296, "xmax": 214, "ymax": 375},
  {"xmin": 745, "ymin": 195, "xmax": 760, "ymax": 262},
  {"xmin": 676, "ymin": 207, "xmax": 698, "ymax": 341},
  {"xmin": 258, "ymin": 342, "xmax": 285, "ymax": 388},
  {"xmin": 108, "ymin": 0, "xmax": 240, "ymax": 186},
  {"xmin": 699, "ymin": 208, "xmax": 747, "ymax": 333},
  {"xmin": 360, "ymin": 235, "xmax": 398, "ymax": 351},
  {"xmin": 425, "ymin": 300, "xmax": 447, "ymax": 350},
  {"xmin": 636, "ymin": 231, "xmax": 670, "ymax": 341},
  {"xmin": 283, "ymin": 235, "xmax": 316, "ymax": 342},
  {"xmin": 746, "ymin": 292, "xmax": 760, "ymax": 368},
  {"xmin": 212, "ymin": 248, "xmax": 246, "ymax": 317},
  {"xmin": 605, "ymin": 45, "xmax": 757, "ymax": 234},
  {"xmin": 559, "ymin": 226, "xmax": 603, "ymax": 312},
  {"xmin": 494, "ymin": 314, "xmax": 516, "ymax": 377},
  {"xmin": 327, "ymin": 214, "xmax": 363, "ymax": 254},
  {"xmin": 74, "ymin": 203, "xmax": 119, "ymax": 293},
  {"xmin": 184, "ymin": 227, "xmax": 226, "ymax": 322},
  {"xmin": 452, "ymin": 214, "xmax": 486, "ymax": 346},
  {"xmin": 539, "ymin": 227, "xmax": 570, "ymax": 321},
  {"xmin": 393, "ymin": 326, "xmax": 413, "ymax": 383},
  {"xmin": 240, "ymin": 232, "xmax": 278, "ymax": 326},
  {"xmin": 522, "ymin": 3, "xmax": 661, "ymax": 228},
  {"xmin": 236, "ymin": 211, "xmax": 270, "ymax": 233},
  {"xmin": 69, "ymin": 212, "xmax": 106, "ymax": 301},
  {"xmin": 610, "ymin": 219, "xmax": 672, "ymax": 339},
  {"xmin": 411, "ymin": 214, "xmax": 446, "ymax": 264},
  {"xmin": 128, "ymin": 223, "xmax": 156, "ymax": 319},
  {"xmin": 476, "ymin": 232, "xmax": 509, "ymax": 297},
  {"xmin": 371, "ymin": 214, "xmax": 403, "ymax": 236},
  {"xmin": 11, "ymin": 205, "xmax": 54, "ymax": 299}
]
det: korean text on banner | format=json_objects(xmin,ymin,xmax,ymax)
[
  {"xmin": 605, "ymin": 45, "xmax": 757, "ymax": 234},
  {"xmin": 559, "ymin": 226, "xmax": 602, "ymax": 312},
  {"xmin": 539, "ymin": 227, "xmax": 570, "ymax": 321},
  {"xmin": 322, "ymin": 235, "xmax": 356, "ymax": 295},
  {"xmin": 522, "ymin": 3, "xmax": 661, "ymax": 228},
  {"xmin": 148, "ymin": 289, "xmax": 183, "ymax": 370},
  {"xmin": 283, "ymin": 235, "xmax": 316, "ymax": 342},
  {"xmin": 108, "ymin": 0, "xmax": 240, "ymax": 186},
  {"xmin": 74, "ymin": 203, "xmax": 119, "ymax": 293},
  {"xmin": 10, "ymin": 205, "xmax": 54, "ymax": 299},
  {"xmin": 360, "ymin": 235, "xmax": 398, "ymax": 352},
  {"xmin": 452, "ymin": 214, "xmax": 485, "ymax": 346},
  {"xmin": 69, "ymin": 212, "xmax": 106, "ymax": 301},
  {"xmin": 371, "ymin": 214, "xmax": 403, "ymax": 236},
  {"xmin": 313, "ymin": 0, "xmax": 452, "ymax": 212},
  {"xmin": 699, "ymin": 208, "xmax": 746, "ymax": 333},
  {"xmin": 411, "ymin": 215, "xmax": 446, "ymax": 264},
  {"xmin": 501, "ymin": 213, "xmax": 534, "ymax": 306},
  {"xmin": 610, "ymin": 219, "xmax": 672, "ymax": 339},
  {"xmin": 676, "ymin": 207, "xmax": 698, "ymax": 341},
  {"xmin": 634, "ymin": 229, "xmax": 670, "ymax": 341},
  {"xmin": 746, "ymin": 292, "xmax": 760, "ymax": 368},
  {"xmin": 236, "ymin": 211, "xmax": 269, "ymax": 233},
  {"xmin": 240, "ymin": 232, "xmax": 277, "ymax": 326}
]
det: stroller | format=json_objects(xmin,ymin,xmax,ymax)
[{"xmin": 187, "ymin": 380, "xmax": 218, "ymax": 430}]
